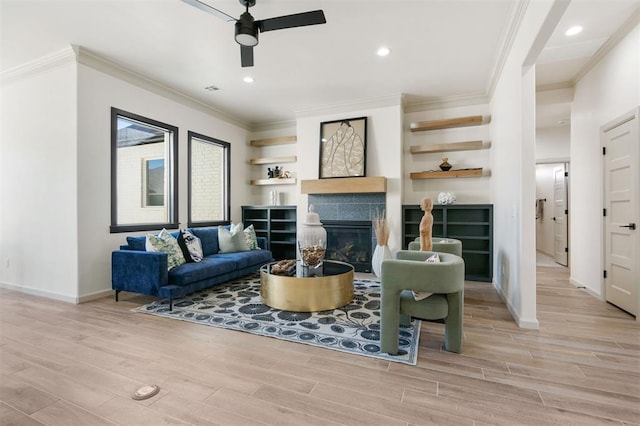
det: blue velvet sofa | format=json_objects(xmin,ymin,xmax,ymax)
[{"xmin": 112, "ymin": 226, "xmax": 273, "ymax": 310}]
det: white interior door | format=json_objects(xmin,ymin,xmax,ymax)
[
  {"xmin": 603, "ymin": 108, "xmax": 639, "ymax": 317},
  {"xmin": 553, "ymin": 165, "xmax": 568, "ymax": 266}
]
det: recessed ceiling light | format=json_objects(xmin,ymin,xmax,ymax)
[
  {"xmin": 377, "ymin": 46, "xmax": 391, "ymax": 57},
  {"xmin": 243, "ymin": 76, "xmax": 254, "ymax": 83},
  {"xmin": 565, "ymin": 26, "xmax": 583, "ymax": 36}
]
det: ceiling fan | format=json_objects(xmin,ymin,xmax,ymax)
[{"xmin": 181, "ymin": 0, "xmax": 326, "ymax": 67}]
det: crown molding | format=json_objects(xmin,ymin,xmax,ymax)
[
  {"xmin": 294, "ymin": 93, "xmax": 404, "ymax": 119},
  {"xmin": 535, "ymin": 81, "xmax": 574, "ymax": 92},
  {"xmin": 486, "ymin": 0, "xmax": 529, "ymax": 99},
  {"xmin": 572, "ymin": 6, "xmax": 640, "ymax": 86},
  {"xmin": 74, "ymin": 46, "xmax": 250, "ymax": 129},
  {"xmin": 1, "ymin": 46, "xmax": 77, "ymax": 85},
  {"xmin": 249, "ymin": 119, "xmax": 297, "ymax": 133}
]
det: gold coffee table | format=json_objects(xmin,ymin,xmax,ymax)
[{"xmin": 260, "ymin": 260, "xmax": 354, "ymax": 312}]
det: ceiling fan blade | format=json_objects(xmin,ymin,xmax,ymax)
[
  {"xmin": 240, "ymin": 45, "xmax": 254, "ymax": 67},
  {"xmin": 257, "ymin": 10, "xmax": 326, "ymax": 33},
  {"xmin": 180, "ymin": 0, "xmax": 236, "ymax": 23}
]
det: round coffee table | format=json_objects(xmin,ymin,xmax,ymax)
[{"xmin": 260, "ymin": 260, "xmax": 354, "ymax": 312}]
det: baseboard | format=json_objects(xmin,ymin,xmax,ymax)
[
  {"xmin": 569, "ymin": 277, "xmax": 603, "ymax": 300},
  {"xmin": 0, "ymin": 281, "xmax": 77, "ymax": 304},
  {"xmin": 77, "ymin": 289, "xmax": 114, "ymax": 303},
  {"xmin": 491, "ymin": 280, "xmax": 540, "ymax": 330}
]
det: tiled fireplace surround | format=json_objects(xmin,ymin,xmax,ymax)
[{"xmin": 307, "ymin": 193, "xmax": 386, "ymax": 272}]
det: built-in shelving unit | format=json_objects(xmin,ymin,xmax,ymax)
[
  {"xmin": 408, "ymin": 115, "xmax": 491, "ymax": 180},
  {"xmin": 402, "ymin": 204, "xmax": 493, "ymax": 282},
  {"xmin": 242, "ymin": 205, "xmax": 297, "ymax": 260},
  {"xmin": 249, "ymin": 136, "xmax": 297, "ymax": 186}
]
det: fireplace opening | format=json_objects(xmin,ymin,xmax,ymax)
[{"xmin": 323, "ymin": 220, "xmax": 372, "ymax": 273}]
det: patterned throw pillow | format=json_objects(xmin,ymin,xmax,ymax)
[
  {"xmin": 146, "ymin": 229, "xmax": 186, "ymax": 270},
  {"xmin": 178, "ymin": 229, "xmax": 204, "ymax": 262},
  {"xmin": 243, "ymin": 224, "xmax": 260, "ymax": 250},
  {"xmin": 218, "ymin": 222, "xmax": 250, "ymax": 253}
]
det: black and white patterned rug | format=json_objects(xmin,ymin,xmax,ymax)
[{"xmin": 133, "ymin": 273, "xmax": 420, "ymax": 365}]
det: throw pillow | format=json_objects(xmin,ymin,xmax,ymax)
[
  {"xmin": 218, "ymin": 222, "xmax": 250, "ymax": 253},
  {"xmin": 146, "ymin": 229, "xmax": 186, "ymax": 270},
  {"xmin": 413, "ymin": 253, "xmax": 441, "ymax": 300},
  {"xmin": 177, "ymin": 229, "xmax": 204, "ymax": 263},
  {"xmin": 243, "ymin": 224, "xmax": 260, "ymax": 250}
]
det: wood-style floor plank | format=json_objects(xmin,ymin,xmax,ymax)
[{"xmin": 1, "ymin": 265, "xmax": 639, "ymax": 425}]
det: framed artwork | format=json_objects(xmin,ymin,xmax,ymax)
[{"xmin": 319, "ymin": 116, "xmax": 367, "ymax": 178}]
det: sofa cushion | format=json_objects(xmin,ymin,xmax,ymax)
[
  {"xmin": 177, "ymin": 229, "xmax": 203, "ymax": 263},
  {"xmin": 126, "ymin": 235, "xmax": 147, "ymax": 251},
  {"xmin": 168, "ymin": 256, "xmax": 237, "ymax": 286},
  {"xmin": 146, "ymin": 229, "xmax": 186, "ymax": 271},
  {"xmin": 215, "ymin": 248, "xmax": 272, "ymax": 270},
  {"xmin": 190, "ymin": 227, "xmax": 220, "ymax": 257},
  {"xmin": 243, "ymin": 224, "xmax": 260, "ymax": 250},
  {"xmin": 218, "ymin": 223, "xmax": 250, "ymax": 253}
]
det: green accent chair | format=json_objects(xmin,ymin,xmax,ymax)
[
  {"xmin": 408, "ymin": 237, "xmax": 462, "ymax": 257},
  {"xmin": 381, "ymin": 250, "xmax": 465, "ymax": 354}
]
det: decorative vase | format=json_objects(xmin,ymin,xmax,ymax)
[
  {"xmin": 439, "ymin": 157, "xmax": 452, "ymax": 171},
  {"xmin": 297, "ymin": 205, "xmax": 327, "ymax": 267},
  {"xmin": 437, "ymin": 192, "xmax": 456, "ymax": 205},
  {"xmin": 371, "ymin": 244, "xmax": 392, "ymax": 278}
]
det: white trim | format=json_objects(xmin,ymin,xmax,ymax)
[
  {"xmin": 572, "ymin": 7, "xmax": 640, "ymax": 86},
  {"xmin": 536, "ymin": 157, "xmax": 570, "ymax": 165},
  {"xmin": 74, "ymin": 46, "xmax": 250, "ymax": 130},
  {"xmin": 294, "ymin": 93, "xmax": 404, "ymax": 118},
  {"xmin": 492, "ymin": 280, "xmax": 540, "ymax": 329},
  {"xmin": 77, "ymin": 289, "xmax": 115, "ymax": 303},
  {"xmin": 0, "ymin": 281, "xmax": 78, "ymax": 304},
  {"xmin": 1, "ymin": 46, "xmax": 77, "ymax": 85}
]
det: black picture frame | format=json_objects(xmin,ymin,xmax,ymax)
[{"xmin": 318, "ymin": 116, "xmax": 367, "ymax": 178}]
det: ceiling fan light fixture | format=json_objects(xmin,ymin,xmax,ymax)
[{"xmin": 235, "ymin": 12, "xmax": 258, "ymax": 46}]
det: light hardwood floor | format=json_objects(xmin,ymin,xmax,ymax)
[{"xmin": 1, "ymin": 267, "xmax": 638, "ymax": 425}]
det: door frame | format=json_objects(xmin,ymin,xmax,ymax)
[{"xmin": 601, "ymin": 106, "xmax": 640, "ymax": 319}]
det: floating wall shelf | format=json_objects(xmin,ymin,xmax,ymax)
[
  {"xmin": 410, "ymin": 168, "xmax": 485, "ymax": 179},
  {"xmin": 249, "ymin": 136, "xmax": 297, "ymax": 147},
  {"xmin": 410, "ymin": 115, "xmax": 491, "ymax": 132},
  {"xmin": 250, "ymin": 178, "xmax": 297, "ymax": 186},
  {"xmin": 410, "ymin": 140, "xmax": 491, "ymax": 155},
  {"xmin": 249, "ymin": 155, "xmax": 297, "ymax": 165}
]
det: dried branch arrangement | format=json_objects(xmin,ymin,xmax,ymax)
[{"xmin": 373, "ymin": 209, "xmax": 390, "ymax": 246}]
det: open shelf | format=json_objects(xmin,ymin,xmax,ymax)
[
  {"xmin": 301, "ymin": 176, "xmax": 386, "ymax": 194},
  {"xmin": 410, "ymin": 140, "xmax": 490, "ymax": 154},
  {"xmin": 410, "ymin": 168, "xmax": 484, "ymax": 179},
  {"xmin": 249, "ymin": 155, "xmax": 297, "ymax": 165},
  {"xmin": 249, "ymin": 136, "xmax": 297, "ymax": 147},
  {"xmin": 410, "ymin": 115, "xmax": 490, "ymax": 132},
  {"xmin": 250, "ymin": 178, "xmax": 296, "ymax": 186}
]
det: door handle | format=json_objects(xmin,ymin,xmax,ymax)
[{"xmin": 619, "ymin": 223, "xmax": 637, "ymax": 230}]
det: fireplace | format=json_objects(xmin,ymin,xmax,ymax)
[{"xmin": 323, "ymin": 220, "xmax": 372, "ymax": 273}]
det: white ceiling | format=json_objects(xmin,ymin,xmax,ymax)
[{"xmin": 2, "ymin": 0, "xmax": 638, "ymax": 129}]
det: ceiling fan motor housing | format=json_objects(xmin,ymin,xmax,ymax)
[{"xmin": 235, "ymin": 11, "xmax": 259, "ymax": 46}]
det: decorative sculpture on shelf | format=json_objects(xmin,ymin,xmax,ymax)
[
  {"xmin": 437, "ymin": 192, "xmax": 456, "ymax": 205},
  {"xmin": 439, "ymin": 157, "xmax": 452, "ymax": 171},
  {"xmin": 419, "ymin": 197, "xmax": 433, "ymax": 251}
]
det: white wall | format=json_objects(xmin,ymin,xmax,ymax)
[
  {"xmin": 1, "ymin": 47, "xmax": 252, "ymax": 302},
  {"xmin": 489, "ymin": 0, "xmax": 566, "ymax": 328},
  {"xmin": 570, "ymin": 21, "xmax": 640, "ymax": 296},
  {"xmin": 0, "ymin": 53, "xmax": 79, "ymax": 301},
  {"xmin": 296, "ymin": 97, "xmax": 404, "ymax": 254},
  {"xmin": 536, "ymin": 126, "xmax": 569, "ymax": 160},
  {"xmin": 404, "ymin": 104, "xmax": 492, "ymax": 205}
]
